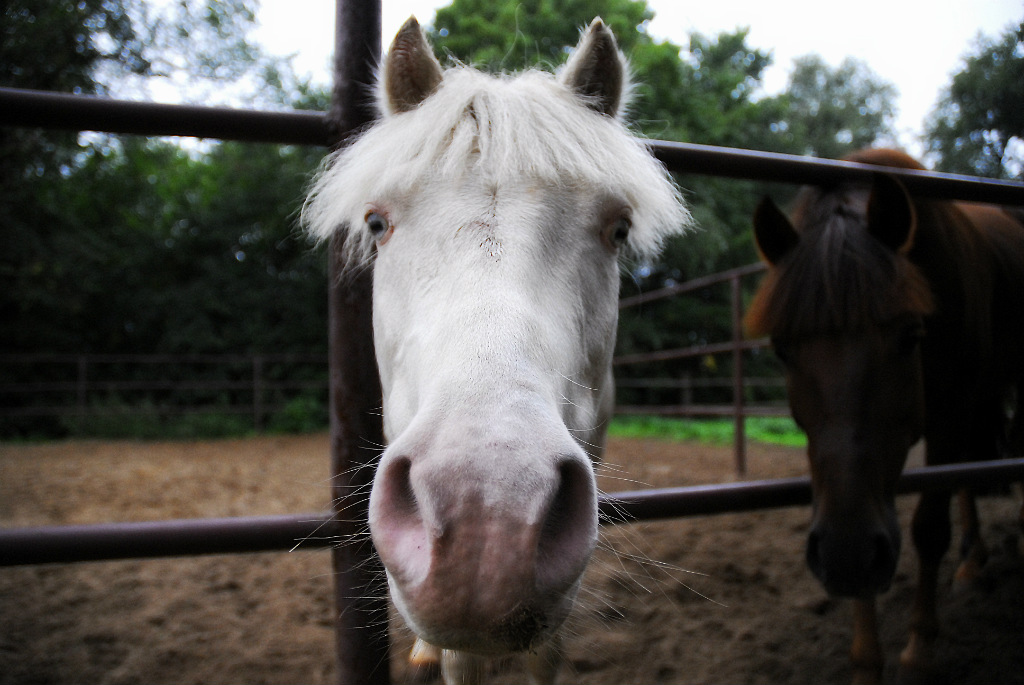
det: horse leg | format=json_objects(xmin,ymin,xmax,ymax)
[
  {"xmin": 1020, "ymin": 483, "xmax": 1024, "ymax": 555},
  {"xmin": 1016, "ymin": 481, "xmax": 1024, "ymax": 558},
  {"xmin": 898, "ymin": 490, "xmax": 952, "ymax": 683},
  {"xmin": 953, "ymin": 488, "xmax": 988, "ymax": 588},
  {"xmin": 850, "ymin": 597, "xmax": 884, "ymax": 685},
  {"xmin": 440, "ymin": 649, "xmax": 488, "ymax": 685}
]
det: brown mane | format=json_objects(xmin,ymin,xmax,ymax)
[{"xmin": 745, "ymin": 150, "xmax": 934, "ymax": 340}]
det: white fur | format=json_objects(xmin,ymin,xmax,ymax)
[
  {"xmin": 303, "ymin": 64, "xmax": 688, "ymax": 267},
  {"xmin": 302, "ymin": 19, "xmax": 690, "ymax": 681}
]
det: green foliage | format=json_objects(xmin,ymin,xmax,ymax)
[
  {"xmin": 747, "ymin": 417, "xmax": 807, "ymax": 447},
  {"xmin": 1, "ymin": 1, "xmax": 148, "ymax": 95},
  {"xmin": 60, "ymin": 398, "xmax": 254, "ymax": 440},
  {"xmin": 268, "ymin": 394, "xmax": 329, "ymax": 435},
  {"xmin": 926, "ymin": 21, "xmax": 1024, "ymax": 179},
  {"xmin": 430, "ymin": 0, "xmax": 653, "ymax": 70},
  {"xmin": 2, "ymin": 0, "xmax": 325, "ymax": 360},
  {"xmin": 609, "ymin": 415, "xmax": 734, "ymax": 444},
  {"xmin": 2, "ymin": 138, "xmax": 327, "ymax": 356},
  {"xmin": 1, "ymin": 0, "xmax": 330, "ymax": 439},
  {"xmin": 608, "ymin": 415, "xmax": 805, "ymax": 447},
  {"xmin": 780, "ymin": 55, "xmax": 898, "ymax": 159}
]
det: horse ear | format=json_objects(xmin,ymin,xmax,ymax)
[
  {"xmin": 559, "ymin": 17, "xmax": 628, "ymax": 118},
  {"xmin": 753, "ymin": 196, "xmax": 799, "ymax": 265},
  {"xmin": 382, "ymin": 16, "xmax": 443, "ymax": 115},
  {"xmin": 867, "ymin": 172, "xmax": 916, "ymax": 253}
]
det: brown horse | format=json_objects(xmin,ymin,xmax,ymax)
[{"xmin": 746, "ymin": 148, "xmax": 1024, "ymax": 683}]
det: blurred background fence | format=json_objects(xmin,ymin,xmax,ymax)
[{"xmin": 0, "ymin": 352, "xmax": 327, "ymax": 437}]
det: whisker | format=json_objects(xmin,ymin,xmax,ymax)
[{"xmin": 559, "ymin": 373, "xmax": 596, "ymax": 392}]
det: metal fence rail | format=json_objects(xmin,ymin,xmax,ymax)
[
  {"xmin": 5, "ymin": 457, "xmax": 1024, "ymax": 567},
  {"xmin": 0, "ymin": 86, "xmax": 329, "ymax": 146},
  {"xmin": 7, "ymin": 86, "xmax": 1024, "ymax": 205}
]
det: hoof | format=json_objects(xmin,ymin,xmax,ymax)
[{"xmin": 408, "ymin": 638, "xmax": 441, "ymax": 682}]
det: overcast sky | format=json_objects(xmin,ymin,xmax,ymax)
[{"xmin": 255, "ymin": 1, "xmax": 1022, "ymax": 156}]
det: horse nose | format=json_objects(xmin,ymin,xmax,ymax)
[
  {"xmin": 368, "ymin": 449, "xmax": 597, "ymax": 652},
  {"xmin": 536, "ymin": 458, "xmax": 600, "ymax": 589},
  {"xmin": 806, "ymin": 524, "xmax": 900, "ymax": 597}
]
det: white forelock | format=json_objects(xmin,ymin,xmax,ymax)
[{"xmin": 302, "ymin": 64, "xmax": 690, "ymax": 266}]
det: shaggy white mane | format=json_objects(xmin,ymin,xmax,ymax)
[{"xmin": 303, "ymin": 63, "xmax": 689, "ymax": 266}]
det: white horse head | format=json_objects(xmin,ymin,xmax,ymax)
[{"xmin": 304, "ymin": 16, "xmax": 688, "ymax": 657}]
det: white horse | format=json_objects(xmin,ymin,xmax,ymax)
[{"xmin": 304, "ymin": 16, "xmax": 689, "ymax": 684}]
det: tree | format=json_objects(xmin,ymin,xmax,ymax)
[
  {"xmin": 429, "ymin": 0, "xmax": 653, "ymax": 70},
  {"xmin": 780, "ymin": 55, "xmax": 897, "ymax": 160},
  {"xmin": 0, "ymin": 1, "xmax": 149, "ymax": 96},
  {"xmin": 427, "ymin": 1, "xmax": 784, "ymax": 153},
  {"xmin": 926, "ymin": 21, "xmax": 1024, "ymax": 179},
  {"xmin": 2, "ymin": 0, "xmax": 329, "ymax": 361},
  {"xmin": 1, "ymin": 0, "xmax": 315, "ymax": 347}
]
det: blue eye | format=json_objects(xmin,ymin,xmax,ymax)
[
  {"xmin": 365, "ymin": 211, "xmax": 390, "ymax": 238},
  {"xmin": 607, "ymin": 216, "xmax": 631, "ymax": 248}
]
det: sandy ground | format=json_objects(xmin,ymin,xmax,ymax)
[{"xmin": 1, "ymin": 433, "xmax": 1022, "ymax": 684}]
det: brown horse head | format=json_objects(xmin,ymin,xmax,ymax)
[{"xmin": 747, "ymin": 168, "xmax": 935, "ymax": 597}]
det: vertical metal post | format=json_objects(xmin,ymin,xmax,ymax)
[
  {"xmin": 252, "ymin": 355, "xmax": 264, "ymax": 432},
  {"xmin": 77, "ymin": 354, "xmax": 88, "ymax": 416},
  {"xmin": 327, "ymin": 2, "xmax": 389, "ymax": 684},
  {"xmin": 731, "ymin": 274, "xmax": 747, "ymax": 477}
]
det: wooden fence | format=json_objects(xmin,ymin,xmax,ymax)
[
  {"xmin": 0, "ymin": 353, "xmax": 326, "ymax": 432},
  {"xmin": 615, "ymin": 262, "xmax": 773, "ymax": 474}
]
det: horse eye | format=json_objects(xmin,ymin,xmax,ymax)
[
  {"xmin": 364, "ymin": 211, "xmax": 392, "ymax": 242},
  {"xmin": 606, "ymin": 216, "xmax": 631, "ymax": 249}
]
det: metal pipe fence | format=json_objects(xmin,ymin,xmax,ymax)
[
  {"xmin": 5, "ymin": 456, "xmax": 1024, "ymax": 567},
  {"xmin": 3, "ymin": 2, "xmax": 1024, "ymax": 683},
  {"xmin": 0, "ymin": 86, "xmax": 329, "ymax": 146},
  {"xmin": 6, "ymin": 86, "xmax": 1024, "ymax": 204}
]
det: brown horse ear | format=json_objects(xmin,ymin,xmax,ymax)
[
  {"xmin": 559, "ymin": 17, "xmax": 627, "ymax": 118},
  {"xmin": 753, "ymin": 196, "xmax": 799, "ymax": 265},
  {"xmin": 382, "ymin": 17, "xmax": 443, "ymax": 115},
  {"xmin": 867, "ymin": 172, "xmax": 916, "ymax": 253}
]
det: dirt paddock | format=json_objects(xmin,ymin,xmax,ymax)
[{"xmin": 1, "ymin": 433, "xmax": 1022, "ymax": 684}]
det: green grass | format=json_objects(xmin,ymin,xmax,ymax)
[{"xmin": 608, "ymin": 415, "xmax": 806, "ymax": 447}]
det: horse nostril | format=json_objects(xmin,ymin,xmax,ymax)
[
  {"xmin": 370, "ymin": 455, "xmax": 432, "ymax": 581},
  {"xmin": 536, "ymin": 457, "xmax": 598, "ymax": 591},
  {"xmin": 805, "ymin": 524, "xmax": 899, "ymax": 596},
  {"xmin": 381, "ymin": 456, "xmax": 419, "ymax": 520}
]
